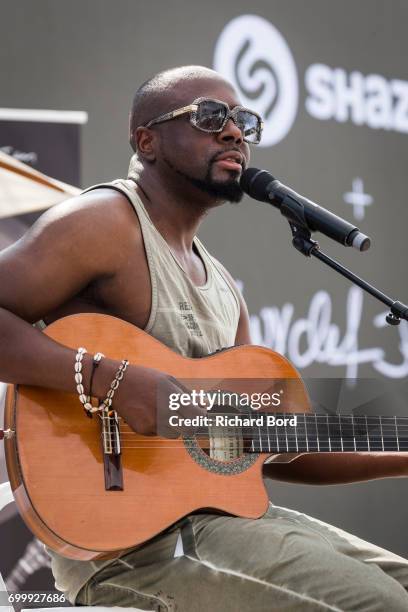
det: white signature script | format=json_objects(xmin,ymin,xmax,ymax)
[{"xmin": 245, "ymin": 285, "xmax": 408, "ymax": 379}]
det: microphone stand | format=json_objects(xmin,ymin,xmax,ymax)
[{"xmin": 289, "ymin": 223, "xmax": 408, "ymax": 326}]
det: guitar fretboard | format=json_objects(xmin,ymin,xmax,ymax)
[{"xmin": 211, "ymin": 414, "xmax": 408, "ymax": 453}]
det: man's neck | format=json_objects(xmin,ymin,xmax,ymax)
[{"xmin": 131, "ymin": 169, "xmax": 222, "ymax": 255}]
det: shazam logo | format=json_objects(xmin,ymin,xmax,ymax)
[{"xmin": 214, "ymin": 15, "xmax": 299, "ymax": 147}]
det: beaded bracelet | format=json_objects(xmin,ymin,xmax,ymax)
[
  {"xmin": 74, "ymin": 347, "xmax": 93, "ymax": 414},
  {"xmin": 75, "ymin": 348, "xmax": 129, "ymax": 416},
  {"xmin": 89, "ymin": 352, "xmax": 105, "ymax": 399},
  {"xmin": 98, "ymin": 359, "xmax": 129, "ymax": 414}
]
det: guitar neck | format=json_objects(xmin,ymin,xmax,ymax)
[{"xmin": 238, "ymin": 414, "xmax": 408, "ymax": 453}]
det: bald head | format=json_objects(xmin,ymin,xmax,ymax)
[{"xmin": 129, "ymin": 65, "xmax": 236, "ymax": 152}]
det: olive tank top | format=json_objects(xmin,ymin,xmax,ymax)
[{"xmin": 47, "ymin": 178, "xmax": 240, "ymax": 602}]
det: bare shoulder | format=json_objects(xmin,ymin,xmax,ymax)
[
  {"xmin": 15, "ymin": 187, "xmax": 141, "ymax": 270},
  {"xmin": 30, "ymin": 187, "xmax": 138, "ymax": 245},
  {"xmin": 0, "ymin": 187, "xmax": 143, "ymax": 322}
]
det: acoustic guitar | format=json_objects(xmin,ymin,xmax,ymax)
[{"xmin": 3, "ymin": 313, "xmax": 407, "ymax": 560}]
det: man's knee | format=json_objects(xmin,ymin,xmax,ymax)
[{"xmin": 358, "ymin": 574, "xmax": 408, "ymax": 612}]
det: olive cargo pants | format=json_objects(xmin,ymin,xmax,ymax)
[{"xmin": 76, "ymin": 504, "xmax": 408, "ymax": 611}]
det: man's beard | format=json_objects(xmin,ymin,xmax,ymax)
[
  {"xmin": 187, "ymin": 172, "xmax": 244, "ymax": 203},
  {"xmin": 162, "ymin": 153, "xmax": 245, "ymax": 203}
]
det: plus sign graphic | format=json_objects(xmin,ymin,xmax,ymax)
[{"xmin": 343, "ymin": 178, "xmax": 373, "ymax": 221}]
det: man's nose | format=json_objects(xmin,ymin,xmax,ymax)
[{"xmin": 217, "ymin": 118, "xmax": 243, "ymax": 145}]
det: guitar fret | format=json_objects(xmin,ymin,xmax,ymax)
[
  {"xmin": 367, "ymin": 416, "xmax": 383, "ymax": 451},
  {"xmin": 366, "ymin": 415, "xmax": 370, "ymax": 451},
  {"xmin": 290, "ymin": 420, "xmax": 297, "ymax": 452},
  {"xmin": 295, "ymin": 414, "xmax": 307, "ymax": 452},
  {"xmin": 328, "ymin": 416, "xmax": 342, "ymax": 451},
  {"xmin": 327, "ymin": 414, "xmax": 331, "ymax": 451},
  {"xmin": 310, "ymin": 416, "xmax": 319, "ymax": 452},
  {"xmin": 284, "ymin": 422, "xmax": 289, "ymax": 453},
  {"xmin": 316, "ymin": 416, "xmax": 331, "ymax": 452},
  {"xmin": 304, "ymin": 414, "xmax": 309, "ymax": 452},
  {"xmin": 396, "ymin": 416, "xmax": 400, "ymax": 452},
  {"xmin": 251, "ymin": 423, "xmax": 260, "ymax": 453},
  {"xmin": 277, "ymin": 417, "xmax": 287, "ymax": 453},
  {"xmin": 351, "ymin": 416, "xmax": 356, "ymax": 452},
  {"xmin": 300, "ymin": 415, "xmax": 318, "ymax": 451},
  {"xmin": 353, "ymin": 416, "xmax": 368, "ymax": 451},
  {"xmin": 359, "ymin": 418, "xmax": 368, "ymax": 450},
  {"xmin": 340, "ymin": 415, "xmax": 355, "ymax": 451},
  {"xmin": 381, "ymin": 416, "xmax": 399, "ymax": 451},
  {"xmin": 399, "ymin": 435, "xmax": 408, "ymax": 450}
]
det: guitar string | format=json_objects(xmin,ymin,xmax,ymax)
[
  {"xmin": 112, "ymin": 412, "xmax": 408, "ymax": 423},
  {"xmin": 103, "ymin": 430, "xmax": 408, "ymax": 435},
  {"xmin": 98, "ymin": 414, "xmax": 408, "ymax": 448},
  {"xmin": 109, "ymin": 427, "xmax": 408, "ymax": 435},
  {"xmin": 102, "ymin": 430, "xmax": 408, "ymax": 447},
  {"xmin": 98, "ymin": 436, "xmax": 408, "ymax": 448},
  {"xmin": 105, "ymin": 426, "xmax": 408, "ymax": 436},
  {"xmin": 104, "ymin": 431, "xmax": 408, "ymax": 437},
  {"xmin": 96, "ymin": 445, "xmax": 408, "ymax": 449},
  {"xmin": 100, "ymin": 441, "xmax": 408, "ymax": 449}
]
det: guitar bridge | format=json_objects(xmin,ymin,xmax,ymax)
[
  {"xmin": 101, "ymin": 410, "xmax": 121, "ymax": 455},
  {"xmin": 100, "ymin": 410, "xmax": 123, "ymax": 491}
]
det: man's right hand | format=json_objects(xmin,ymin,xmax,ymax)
[{"xmin": 102, "ymin": 363, "xmax": 207, "ymax": 439}]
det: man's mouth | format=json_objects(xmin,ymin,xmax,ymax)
[
  {"xmin": 214, "ymin": 159, "xmax": 242, "ymax": 172},
  {"xmin": 213, "ymin": 151, "xmax": 244, "ymax": 174}
]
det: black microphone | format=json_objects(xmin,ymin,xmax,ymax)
[{"xmin": 240, "ymin": 168, "xmax": 371, "ymax": 251}]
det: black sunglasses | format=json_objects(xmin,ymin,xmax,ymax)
[{"xmin": 142, "ymin": 97, "xmax": 264, "ymax": 144}]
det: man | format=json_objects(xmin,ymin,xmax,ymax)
[{"xmin": 0, "ymin": 65, "xmax": 408, "ymax": 611}]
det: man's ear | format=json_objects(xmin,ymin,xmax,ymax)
[{"xmin": 133, "ymin": 127, "xmax": 157, "ymax": 162}]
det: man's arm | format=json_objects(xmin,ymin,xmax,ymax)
[
  {"xmin": 222, "ymin": 269, "xmax": 408, "ymax": 484},
  {"xmin": 0, "ymin": 189, "xmax": 128, "ymax": 390},
  {"xmin": 0, "ymin": 189, "xmax": 183, "ymax": 436},
  {"xmin": 263, "ymin": 452, "xmax": 408, "ymax": 484}
]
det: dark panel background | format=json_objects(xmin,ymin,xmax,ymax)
[{"xmin": 1, "ymin": 0, "xmax": 407, "ymax": 583}]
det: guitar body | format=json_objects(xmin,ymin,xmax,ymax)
[{"xmin": 4, "ymin": 313, "xmax": 309, "ymax": 560}]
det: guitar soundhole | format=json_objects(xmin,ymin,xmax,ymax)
[
  {"xmin": 200, "ymin": 426, "xmax": 246, "ymax": 461},
  {"xmin": 183, "ymin": 429, "xmax": 259, "ymax": 475}
]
